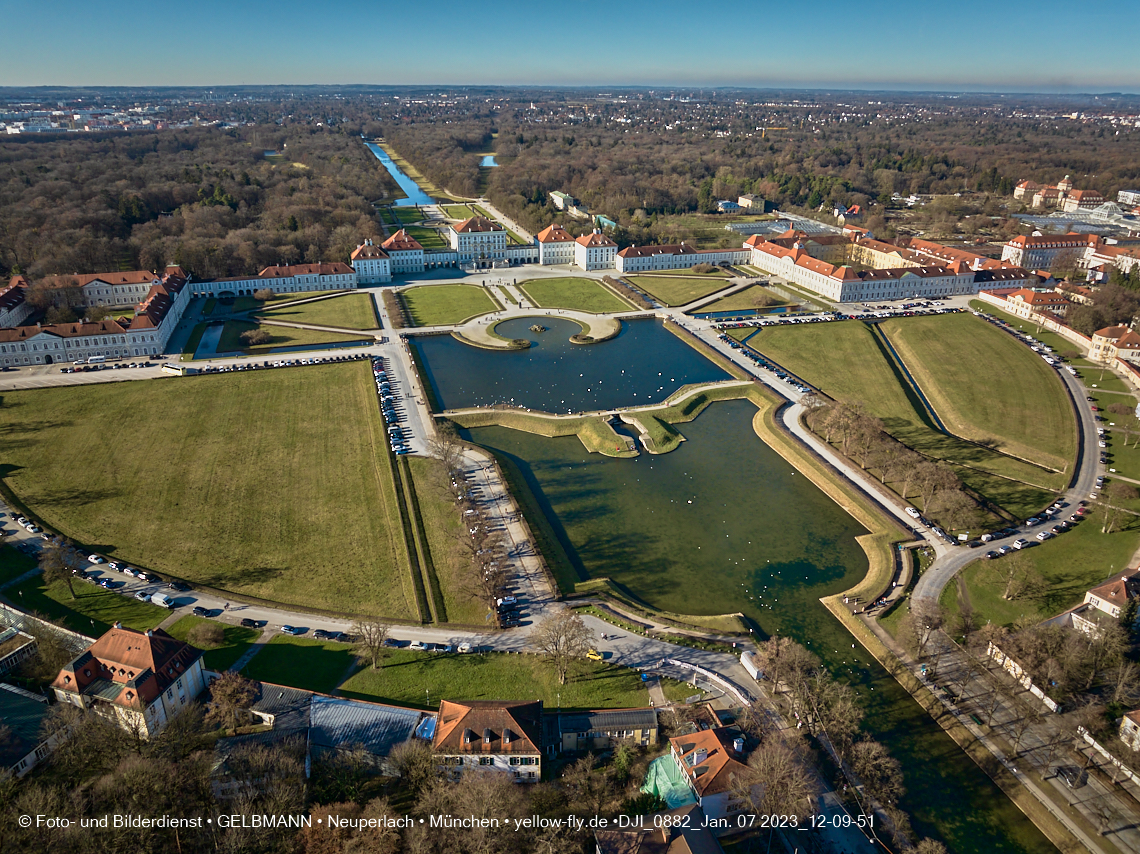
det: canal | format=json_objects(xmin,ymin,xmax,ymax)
[
  {"xmin": 364, "ymin": 141, "xmax": 435, "ymax": 207},
  {"xmin": 419, "ymin": 319, "xmax": 1058, "ymax": 854}
]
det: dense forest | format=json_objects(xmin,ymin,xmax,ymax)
[
  {"xmin": 0, "ymin": 126, "xmax": 397, "ymax": 282},
  {"xmin": 375, "ymin": 103, "xmax": 1140, "ymax": 247}
]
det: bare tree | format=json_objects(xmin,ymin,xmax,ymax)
[
  {"xmin": 351, "ymin": 619, "xmax": 393, "ymax": 670},
  {"xmin": 529, "ymin": 610, "xmax": 593, "ymax": 685},
  {"xmin": 206, "ymin": 672, "xmax": 258, "ymax": 733},
  {"xmin": 733, "ymin": 737, "xmax": 816, "ymax": 819},
  {"xmin": 39, "ymin": 542, "xmax": 77, "ymax": 599},
  {"xmin": 849, "ymin": 738, "xmax": 905, "ymax": 807},
  {"xmin": 1099, "ymin": 481, "xmax": 1139, "ymax": 534}
]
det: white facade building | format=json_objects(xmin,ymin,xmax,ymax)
[
  {"xmin": 1001, "ymin": 233, "xmax": 1101, "ymax": 269},
  {"xmin": 574, "ymin": 231, "xmax": 617, "ymax": 271},
  {"xmin": 616, "ymin": 242, "xmax": 750, "ymax": 274},
  {"xmin": 0, "ymin": 280, "xmax": 34, "ymax": 328},
  {"xmin": 449, "ymin": 217, "xmax": 508, "ymax": 266},
  {"xmin": 535, "ymin": 224, "xmax": 577, "ymax": 265},
  {"xmin": 350, "ymin": 240, "xmax": 392, "ymax": 284},
  {"xmin": 191, "ymin": 262, "xmax": 357, "ymax": 298}
]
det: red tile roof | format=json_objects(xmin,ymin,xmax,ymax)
[
  {"xmin": 351, "ymin": 242, "xmax": 390, "ymax": 260},
  {"xmin": 433, "ymin": 699, "xmax": 543, "ymax": 755},
  {"xmin": 670, "ymin": 727, "xmax": 749, "ymax": 797},
  {"xmin": 535, "ymin": 224, "xmax": 575, "ymax": 244},
  {"xmin": 576, "ymin": 232, "xmax": 617, "ymax": 248},
  {"xmin": 453, "ymin": 216, "xmax": 503, "ymax": 234},
  {"xmin": 382, "ymin": 229, "xmax": 424, "ymax": 252},
  {"xmin": 1088, "ymin": 573, "xmax": 1140, "ymax": 611},
  {"xmin": 257, "ymin": 262, "xmax": 354, "ymax": 278}
]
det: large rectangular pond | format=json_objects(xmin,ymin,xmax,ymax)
[{"xmin": 413, "ymin": 318, "xmax": 731, "ymax": 413}]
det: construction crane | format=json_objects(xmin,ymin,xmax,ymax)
[{"xmin": 759, "ymin": 127, "xmax": 788, "ymax": 138}]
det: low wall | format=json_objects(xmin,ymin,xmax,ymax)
[
  {"xmin": 662, "ymin": 657, "xmax": 754, "ymax": 707},
  {"xmin": 1077, "ymin": 726, "xmax": 1140, "ymax": 787},
  {"xmin": 986, "ymin": 642, "xmax": 1062, "ymax": 713}
]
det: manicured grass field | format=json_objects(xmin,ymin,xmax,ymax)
[
  {"xmin": 400, "ymin": 284, "xmax": 498, "ymax": 326},
  {"xmin": 699, "ymin": 285, "xmax": 787, "ymax": 312},
  {"xmin": 217, "ymin": 320, "xmax": 368, "ymax": 353},
  {"xmin": 625, "ymin": 276, "xmax": 733, "ymax": 307},
  {"xmin": 652, "ymin": 266, "xmax": 732, "ymax": 277},
  {"xmin": 940, "ymin": 517, "xmax": 1140, "ymax": 629},
  {"xmin": 404, "ymin": 226, "xmax": 449, "ymax": 250},
  {"xmin": 442, "ymin": 205, "xmax": 476, "ymax": 221},
  {"xmin": 969, "ymin": 301, "xmax": 1095, "ymax": 364},
  {"xmin": 340, "ymin": 649, "xmax": 688, "ymax": 711},
  {"xmin": 748, "ymin": 321, "xmax": 1064, "ymax": 519},
  {"xmin": 0, "ymin": 545, "xmax": 37, "ymax": 588},
  {"xmin": 726, "ymin": 327, "xmax": 757, "ymax": 342},
  {"xmin": 881, "ymin": 313, "xmax": 1076, "ymax": 472},
  {"xmin": 8, "ymin": 575, "xmax": 168, "ymax": 636},
  {"xmin": 258, "ymin": 293, "xmax": 379, "ymax": 330},
  {"xmin": 165, "ymin": 615, "xmax": 261, "ymax": 672},
  {"xmin": 182, "ymin": 323, "xmax": 208, "ymax": 357},
  {"xmin": 240, "ymin": 635, "xmax": 358, "ymax": 695},
  {"xmin": 518, "ymin": 277, "xmax": 631, "ymax": 313},
  {"xmin": 0, "ymin": 364, "xmax": 417, "ymax": 618}
]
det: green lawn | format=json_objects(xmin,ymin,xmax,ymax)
[
  {"xmin": 340, "ymin": 649, "xmax": 686, "ymax": 711},
  {"xmin": 442, "ymin": 205, "xmax": 476, "ymax": 221},
  {"xmin": 257, "ymin": 293, "xmax": 379, "ymax": 330},
  {"xmin": 0, "ymin": 544, "xmax": 37, "ymax": 588},
  {"xmin": 941, "ymin": 517, "xmax": 1140, "ymax": 629},
  {"xmin": 404, "ymin": 225, "xmax": 449, "ymax": 250},
  {"xmin": 217, "ymin": 320, "xmax": 369, "ymax": 354},
  {"xmin": 652, "ymin": 266, "xmax": 732, "ymax": 277},
  {"xmin": 0, "ymin": 364, "xmax": 418, "ymax": 618},
  {"xmin": 518, "ymin": 278, "xmax": 631, "ymax": 313},
  {"xmin": 726, "ymin": 327, "xmax": 757, "ymax": 342},
  {"xmin": 8, "ymin": 575, "xmax": 168, "ymax": 636},
  {"xmin": 240, "ymin": 635, "xmax": 358, "ymax": 695},
  {"xmin": 625, "ymin": 276, "xmax": 733, "ymax": 307},
  {"xmin": 968, "ymin": 300, "xmax": 1092, "ymax": 361},
  {"xmin": 748, "ymin": 321, "xmax": 1064, "ymax": 519},
  {"xmin": 699, "ymin": 285, "xmax": 788, "ymax": 313},
  {"xmin": 380, "ymin": 206, "xmax": 427, "ymax": 226},
  {"xmin": 202, "ymin": 298, "xmax": 217, "ymax": 316},
  {"xmin": 407, "ymin": 458, "xmax": 486, "ymax": 625},
  {"xmin": 165, "ymin": 615, "xmax": 261, "ymax": 672},
  {"xmin": 881, "ymin": 313, "xmax": 1076, "ymax": 473},
  {"xmin": 400, "ymin": 284, "xmax": 498, "ymax": 326}
]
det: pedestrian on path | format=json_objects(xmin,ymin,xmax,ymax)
[{"xmin": 224, "ymin": 602, "xmax": 229, "ymax": 611}]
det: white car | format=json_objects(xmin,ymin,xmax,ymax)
[
  {"xmin": 1036, "ymin": 531, "xmax": 1055, "ymax": 541},
  {"xmin": 409, "ymin": 641, "xmax": 426, "ymax": 651},
  {"xmin": 457, "ymin": 642, "xmax": 473, "ymax": 654},
  {"xmin": 904, "ymin": 507, "xmax": 921, "ymax": 519},
  {"xmin": 88, "ymin": 555, "xmax": 105, "ymax": 564}
]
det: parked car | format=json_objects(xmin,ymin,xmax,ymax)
[
  {"xmin": 313, "ymin": 629, "xmax": 332, "ymax": 639},
  {"xmin": 409, "ymin": 640, "xmax": 426, "ymax": 651},
  {"xmin": 167, "ymin": 581, "xmax": 191, "ymax": 592},
  {"xmin": 133, "ymin": 591, "xmax": 151, "ymax": 602},
  {"xmin": 88, "ymin": 555, "xmax": 105, "ymax": 564},
  {"xmin": 240, "ymin": 618, "xmax": 259, "ymax": 628},
  {"xmin": 192, "ymin": 606, "xmax": 210, "ymax": 617},
  {"xmin": 280, "ymin": 625, "xmax": 306, "ymax": 636},
  {"xmin": 1036, "ymin": 531, "xmax": 1055, "ymax": 541},
  {"xmin": 383, "ymin": 637, "xmax": 401, "ymax": 648},
  {"xmin": 457, "ymin": 642, "xmax": 473, "ymax": 654},
  {"xmin": 585, "ymin": 649, "xmax": 603, "ymax": 661}
]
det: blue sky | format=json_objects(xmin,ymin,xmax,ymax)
[{"xmin": 3, "ymin": 0, "xmax": 1138, "ymax": 92}]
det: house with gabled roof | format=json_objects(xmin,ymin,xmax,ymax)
[
  {"xmin": 432, "ymin": 699, "xmax": 544, "ymax": 782},
  {"xmin": 1066, "ymin": 572, "xmax": 1140, "ymax": 638},
  {"xmin": 668, "ymin": 727, "xmax": 757, "ymax": 823},
  {"xmin": 575, "ymin": 230, "xmax": 617, "ymax": 271},
  {"xmin": 382, "ymin": 229, "xmax": 426, "ymax": 274},
  {"xmin": 50, "ymin": 624, "xmax": 206, "ymax": 739},
  {"xmin": 350, "ymin": 239, "xmax": 392, "ymax": 284}
]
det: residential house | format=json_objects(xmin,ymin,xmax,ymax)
[
  {"xmin": 1121, "ymin": 709, "xmax": 1140, "ymax": 751},
  {"xmin": 716, "ymin": 200, "xmax": 741, "ymax": 214},
  {"xmin": 535, "ymin": 224, "xmax": 578, "ymax": 266},
  {"xmin": 575, "ymin": 231, "xmax": 617, "ymax": 271},
  {"xmin": 1089, "ymin": 326, "xmax": 1140, "ymax": 365},
  {"xmin": 433, "ymin": 699, "xmax": 544, "ymax": 782},
  {"xmin": 549, "ymin": 191, "xmax": 575, "ymax": 211},
  {"xmin": 350, "ymin": 239, "xmax": 392, "ymax": 284},
  {"xmin": 1055, "ymin": 282, "xmax": 1095, "ymax": 305},
  {"xmin": 0, "ymin": 683, "xmax": 59, "ymax": 778},
  {"xmin": 668, "ymin": 727, "xmax": 757, "ymax": 823},
  {"xmin": 1070, "ymin": 572, "xmax": 1140, "ymax": 637},
  {"xmin": 1005, "ymin": 288, "xmax": 1071, "ymax": 319},
  {"xmin": 1013, "ymin": 180, "xmax": 1040, "ymax": 201},
  {"xmin": 737, "ymin": 194, "xmax": 763, "ymax": 209},
  {"xmin": 1032, "ymin": 187, "xmax": 1062, "ymax": 208},
  {"xmin": 556, "ymin": 707, "xmax": 658, "ymax": 752},
  {"xmin": 51, "ymin": 624, "xmax": 207, "ymax": 739}
]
